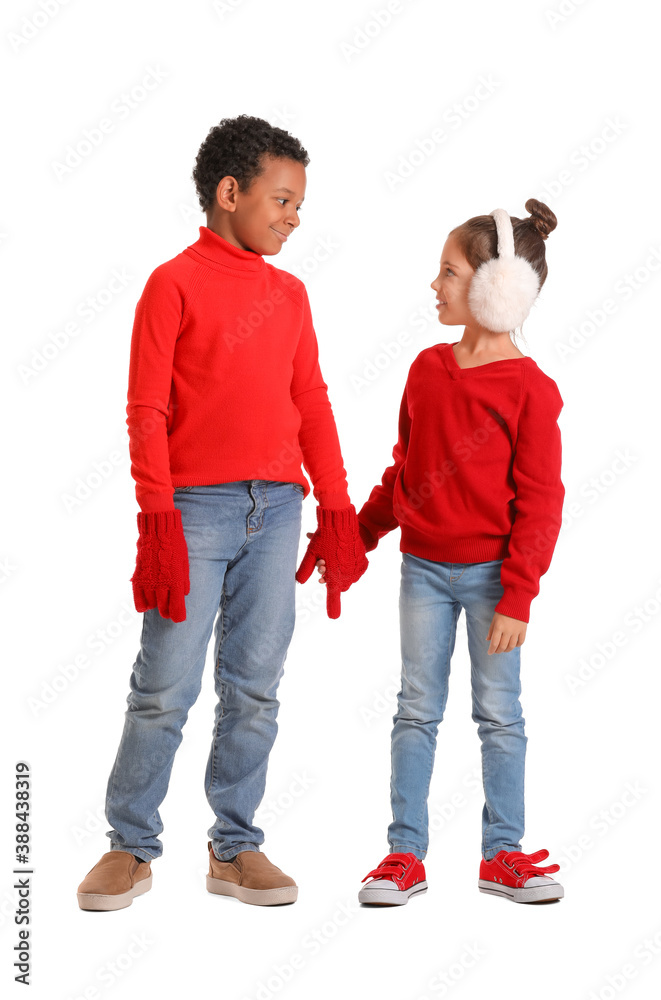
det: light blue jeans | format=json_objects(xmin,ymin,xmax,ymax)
[
  {"xmin": 388, "ymin": 553, "xmax": 527, "ymax": 862},
  {"xmin": 105, "ymin": 480, "xmax": 303, "ymax": 862}
]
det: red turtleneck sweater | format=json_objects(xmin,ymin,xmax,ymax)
[
  {"xmin": 357, "ymin": 342, "xmax": 565, "ymax": 623},
  {"xmin": 126, "ymin": 226, "xmax": 351, "ymax": 514}
]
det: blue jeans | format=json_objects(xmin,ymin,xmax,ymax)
[
  {"xmin": 105, "ymin": 480, "xmax": 303, "ymax": 862},
  {"xmin": 388, "ymin": 553, "xmax": 527, "ymax": 862}
]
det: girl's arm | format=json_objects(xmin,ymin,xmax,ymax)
[
  {"xmin": 357, "ymin": 379, "xmax": 411, "ymax": 551},
  {"xmin": 495, "ymin": 368, "xmax": 565, "ymax": 624}
]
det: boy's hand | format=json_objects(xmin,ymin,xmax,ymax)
[
  {"xmin": 295, "ymin": 504, "xmax": 368, "ymax": 619},
  {"xmin": 131, "ymin": 509, "xmax": 190, "ymax": 622},
  {"xmin": 486, "ymin": 612, "xmax": 527, "ymax": 654}
]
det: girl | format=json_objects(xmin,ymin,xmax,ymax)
[{"xmin": 316, "ymin": 199, "xmax": 565, "ymax": 905}]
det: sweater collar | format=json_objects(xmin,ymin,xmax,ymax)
[
  {"xmin": 442, "ymin": 341, "xmax": 530, "ymax": 379},
  {"xmin": 185, "ymin": 226, "xmax": 265, "ymax": 273}
]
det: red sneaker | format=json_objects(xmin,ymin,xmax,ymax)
[
  {"xmin": 479, "ymin": 848, "xmax": 563, "ymax": 903},
  {"xmin": 359, "ymin": 852, "xmax": 428, "ymax": 906}
]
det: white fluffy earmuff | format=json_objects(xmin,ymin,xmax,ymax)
[{"xmin": 467, "ymin": 208, "xmax": 540, "ymax": 332}]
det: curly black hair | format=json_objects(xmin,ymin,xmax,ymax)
[{"xmin": 191, "ymin": 114, "xmax": 310, "ymax": 213}]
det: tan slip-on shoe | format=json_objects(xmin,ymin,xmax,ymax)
[
  {"xmin": 206, "ymin": 841, "xmax": 298, "ymax": 905},
  {"xmin": 77, "ymin": 851, "xmax": 152, "ymax": 911}
]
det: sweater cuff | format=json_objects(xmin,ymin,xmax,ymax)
[
  {"xmin": 315, "ymin": 489, "xmax": 352, "ymax": 509},
  {"xmin": 137, "ymin": 490, "xmax": 176, "ymax": 514},
  {"xmin": 494, "ymin": 591, "xmax": 533, "ymax": 625}
]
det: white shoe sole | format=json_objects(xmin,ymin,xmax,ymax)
[
  {"xmin": 359, "ymin": 879, "xmax": 428, "ymax": 905},
  {"xmin": 206, "ymin": 875, "xmax": 298, "ymax": 905},
  {"xmin": 77, "ymin": 874, "xmax": 153, "ymax": 911},
  {"xmin": 478, "ymin": 878, "xmax": 563, "ymax": 903}
]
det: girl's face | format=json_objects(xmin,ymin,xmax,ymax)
[{"xmin": 430, "ymin": 234, "xmax": 476, "ymax": 327}]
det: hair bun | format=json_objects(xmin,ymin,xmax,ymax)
[{"xmin": 524, "ymin": 198, "xmax": 557, "ymax": 240}]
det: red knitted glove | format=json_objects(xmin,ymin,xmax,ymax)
[
  {"xmin": 295, "ymin": 504, "xmax": 368, "ymax": 619},
  {"xmin": 130, "ymin": 509, "xmax": 190, "ymax": 623}
]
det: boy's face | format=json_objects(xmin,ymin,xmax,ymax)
[{"xmin": 208, "ymin": 155, "xmax": 306, "ymax": 256}]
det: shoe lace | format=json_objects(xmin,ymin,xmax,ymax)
[
  {"xmin": 500, "ymin": 849, "xmax": 560, "ymax": 878},
  {"xmin": 361, "ymin": 853, "xmax": 411, "ymax": 883}
]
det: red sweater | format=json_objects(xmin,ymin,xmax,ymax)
[
  {"xmin": 126, "ymin": 226, "xmax": 350, "ymax": 514},
  {"xmin": 357, "ymin": 342, "xmax": 565, "ymax": 623}
]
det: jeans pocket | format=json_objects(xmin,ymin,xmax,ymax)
[
  {"xmin": 291, "ymin": 483, "xmax": 305, "ymax": 495},
  {"xmin": 173, "ymin": 486, "xmax": 194, "ymax": 493}
]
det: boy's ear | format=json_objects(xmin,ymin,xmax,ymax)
[{"xmin": 214, "ymin": 175, "xmax": 240, "ymax": 213}]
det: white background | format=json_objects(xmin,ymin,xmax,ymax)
[{"xmin": 3, "ymin": 0, "xmax": 661, "ymax": 997}]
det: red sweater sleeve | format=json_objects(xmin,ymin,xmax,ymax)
[
  {"xmin": 494, "ymin": 369, "xmax": 565, "ymax": 623},
  {"xmin": 357, "ymin": 379, "xmax": 411, "ymax": 550},
  {"xmin": 290, "ymin": 285, "xmax": 351, "ymax": 509},
  {"xmin": 126, "ymin": 264, "xmax": 183, "ymax": 513}
]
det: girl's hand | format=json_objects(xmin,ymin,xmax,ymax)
[
  {"xmin": 305, "ymin": 531, "xmax": 326, "ymax": 583},
  {"xmin": 486, "ymin": 612, "xmax": 527, "ymax": 654}
]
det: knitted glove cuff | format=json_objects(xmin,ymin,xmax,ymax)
[
  {"xmin": 136, "ymin": 508, "xmax": 182, "ymax": 535},
  {"xmin": 133, "ymin": 508, "xmax": 186, "ymax": 589},
  {"xmin": 316, "ymin": 504, "xmax": 359, "ymax": 532}
]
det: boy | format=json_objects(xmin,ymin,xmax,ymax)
[{"xmin": 77, "ymin": 115, "xmax": 367, "ymax": 911}]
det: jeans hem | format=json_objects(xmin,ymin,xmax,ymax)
[
  {"xmin": 389, "ymin": 843, "xmax": 426, "ymax": 860},
  {"xmin": 213, "ymin": 842, "xmax": 261, "ymax": 862},
  {"xmin": 109, "ymin": 846, "xmax": 156, "ymax": 863},
  {"xmin": 482, "ymin": 843, "xmax": 521, "ymax": 862}
]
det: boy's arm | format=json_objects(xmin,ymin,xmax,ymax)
[
  {"xmin": 290, "ymin": 285, "xmax": 351, "ymax": 509},
  {"xmin": 125, "ymin": 264, "xmax": 190, "ymax": 622},
  {"xmin": 357, "ymin": 379, "xmax": 411, "ymax": 551},
  {"xmin": 494, "ymin": 370, "xmax": 565, "ymax": 624},
  {"xmin": 125, "ymin": 264, "xmax": 183, "ymax": 513},
  {"xmin": 290, "ymin": 284, "xmax": 368, "ymax": 617}
]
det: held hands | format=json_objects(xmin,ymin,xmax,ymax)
[
  {"xmin": 486, "ymin": 612, "xmax": 527, "ymax": 654},
  {"xmin": 295, "ymin": 504, "xmax": 368, "ymax": 619}
]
